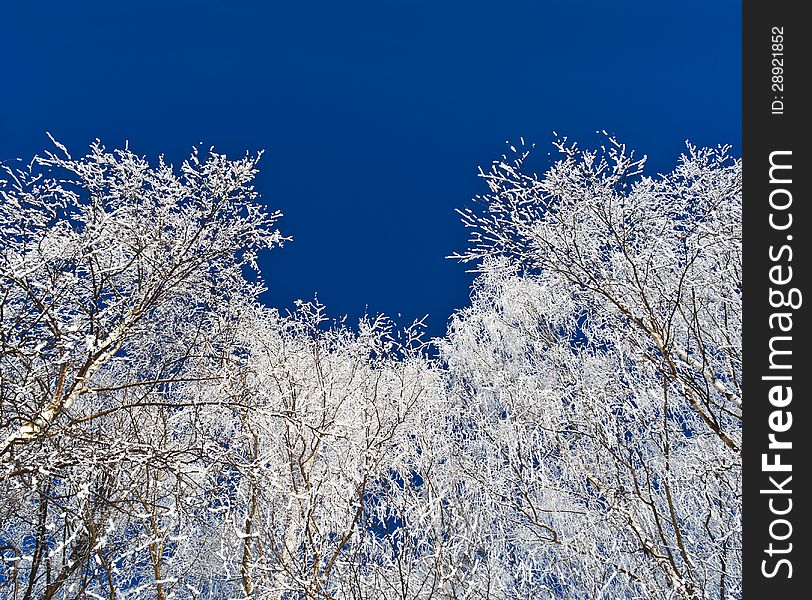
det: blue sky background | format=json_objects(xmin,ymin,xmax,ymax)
[{"xmin": 0, "ymin": 1, "xmax": 741, "ymax": 339}]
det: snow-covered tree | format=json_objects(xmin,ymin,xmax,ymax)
[
  {"xmin": 0, "ymin": 136, "xmax": 741, "ymax": 599},
  {"xmin": 0, "ymin": 140, "xmax": 284, "ymax": 598},
  {"xmin": 442, "ymin": 137, "xmax": 741, "ymax": 598}
]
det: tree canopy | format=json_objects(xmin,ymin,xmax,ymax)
[{"xmin": 1, "ymin": 137, "xmax": 741, "ymax": 599}]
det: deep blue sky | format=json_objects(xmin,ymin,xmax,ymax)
[{"xmin": 1, "ymin": 1, "xmax": 741, "ymax": 339}]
